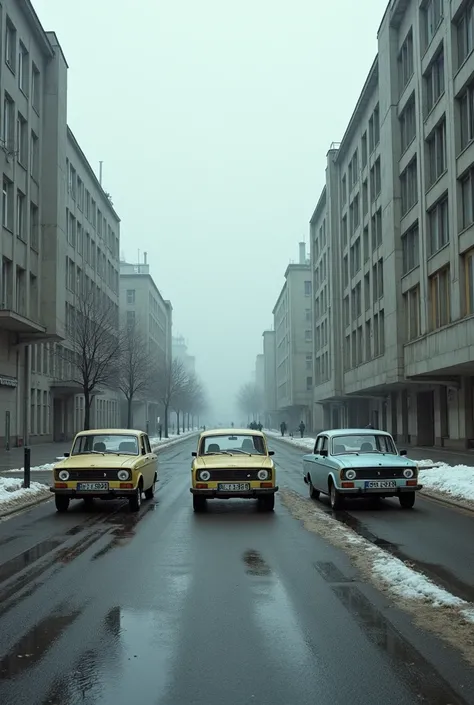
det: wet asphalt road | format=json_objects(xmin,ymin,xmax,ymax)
[{"xmin": 0, "ymin": 437, "xmax": 473, "ymax": 705}]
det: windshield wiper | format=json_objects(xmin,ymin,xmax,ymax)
[
  {"xmin": 76, "ymin": 450, "xmax": 105, "ymax": 455},
  {"xmin": 205, "ymin": 451, "xmax": 232, "ymax": 456},
  {"xmin": 229, "ymin": 449, "xmax": 252, "ymax": 455}
]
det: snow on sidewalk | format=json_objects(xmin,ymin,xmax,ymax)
[
  {"xmin": 0, "ymin": 476, "xmax": 50, "ymax": 516},
  {"xmin": 266, "ymin": 429, "xmax": 474, "ymax": 505}
]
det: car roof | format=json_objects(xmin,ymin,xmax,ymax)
[
  {"xmin": 200, "ymin": 427, "xmax": 264, "ymax": 438},
  {"xmin": 319, "ymin": 428, "xmax": 392, "ymax": 438},
  {"xmin": 74, "ymin": 429, "xmax": 143, "ymax": 437}
]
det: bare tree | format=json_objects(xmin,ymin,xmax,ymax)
[
  {"xmin": 176, "ymin": 373, "xmax": 206, "ymax": 432},
  {"xmin": 58, "ymin": 287, "xmax": 121, "ymax": 430},
  {"xmin": 118, "ymin": 319, "xmax": 153, "ymax": 428},
  {"xmin": 153, "ymin": 358, "xmax": 189, "ymax": 438},
  {"xmin": 237, "ymin": 382, "xmax": 263, "ymax": 420}
]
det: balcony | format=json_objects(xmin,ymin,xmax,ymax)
[
  {"xmin": 0, "ymin": 309, "xmax": 46, "ymax": 336},
  {"xmin": 404, "ymin": 317, "xmax": 474, "ymax": 378}
]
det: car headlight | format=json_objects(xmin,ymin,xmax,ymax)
[
  {"xmin": 118, "ymin": 470, "xmax": 130, "ymax": 481},
  {"xmin": 199, "ymin": 470, "xmax": 211, "ymax": 481},
  {"xmin": 345, "ymin": 469, "xmax": 356, "ymax": 480},
  {"xmin": 258, "ymin": 469, "xmax": 269, "ymax": 480},
  {"xmin": 58, "ymin": 470, "xmax": 69, "ymax": 481},
  {"xmin": 403, "ymin": 468, "xmax": 414, "ymax": 479}
]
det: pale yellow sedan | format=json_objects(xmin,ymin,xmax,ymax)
[
  {"xmin": 50, "ymin": 429, "xmax": 157, "ymax": 513},
  {"xmin": 190, "ymin": 428, "xmax": 278, "ymax": 512}
]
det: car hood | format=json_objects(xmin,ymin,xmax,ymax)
[
  {"xmin": 303, "ymin": 453, "xmax": 417, "ymax": 469},
  {"xmin": 195, "ymin": 455, "xmax": 273, "ymax": 469},
  {"xmin": 54, "ymin": 454, "xmax": 139, "ymax": 470}
]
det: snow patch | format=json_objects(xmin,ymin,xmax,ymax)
[{"xmin": 0, "ymin": 476, "xmax": 50, "ymax": 513}]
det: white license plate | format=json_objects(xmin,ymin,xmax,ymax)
[
  {"xmin": 218, "ymin": 483, "xmax": 250, "ymax": 491},
  {"xmin": 77, "ymin": 482, "xmax": 109, "ymax": 491},
  {"xmin": 364, "ymin": 480, "xmax": 397, "ymax": 489}
]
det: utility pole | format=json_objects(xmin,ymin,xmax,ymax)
[{"xmin": 99, "ymin": 161, "xmax": 103, "ymax": 185}]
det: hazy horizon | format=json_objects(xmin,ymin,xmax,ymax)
[{"xmin": 33, "ymin": 0, "xmax": 387, "ymax": 419}]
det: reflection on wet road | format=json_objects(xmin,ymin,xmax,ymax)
[{"xmin": 0, "ymin": 437, "xmax": 472, "ymax": 705}]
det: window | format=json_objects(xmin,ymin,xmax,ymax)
[
  {"xmin": 371, "ymin": 208, "xmax": 382, "ymax": 250},
  {"xmin": 365, "ymin": 320, "xmax": 371, "ymax": 360},
  {"xmin": 402, "ymin": 223, "xmax": 419, "ymax": 274},
  {"xmin": 306, "ymin": 376, "xmax": 313, "ymax": 391},
  {"xmin": 364, "ymin": 272, "xmax": 370, "ymax": 310},
  {"xmin": 304, "ymin": 280, "xmax": 312, "ymax": 296},
  {"xmin": 16, "ymin": 190, "xmax": 25, "ymax": 241},
  {"xmin": 374, "ymin": 105, "xmax": 380, "ymax": 147},
  {"xmin": 350, "ymin": 237, "xmax": 361, "ymax": 277},
  {"xmin": 361, "ymin": 132, "xmax": 367, "ymax": 168},
  {"xmin": 5, "ymin": 18, "xmax": 16, "ymax": 72},
  {"xmin": 305, "ymin": 329, "xmax": 312, "ymax": 342},
  {"xmin": 343, "ymin": 255, "xmax": 349, "ymax": 288},
  {"xmin": 357, "ymin": 326, "xmax": 363, "ymax": 365},
  {"xmin": 126, "ymin": 289, "xmax": 136, "ymax": 305},
  {"xmin": 32, "ymin": 64, "xmax": 40, "ymax": 113},
  {"xmin": 69, "ymin": 164, "xmax": 76, "ymax": 200},
  {"xmin": 400, "ymin": 95, "xmax": 416, "ymax": 152},
  {"xmin": 377, "ymin": 259, "xmax": 384, "ymax": 299},
  {"xmin": 427, "ymin": 119, "xmax": 446, "ymax": 185},
  {"xmin": 349, "ymin": 150, "xmax": 358, "ymax": 190},
  {"xmin": 31, "ymin": 131, "xmax": 39, "ymax": 181},
  {"xmin": 404, "ymin": 286, "xmax": 420, "ymax": 340},
  {"xmin": 344, "ymin": 295, "xmax": 349, "ymax": 326},
  {"xmin": 2, "ymin": 177, "xmax": 13, "ymax": 229},
  {"xmin": 1, "ymin": 257, "xmax": 13, "ymax": 308},
  {"xmin": 400, "ymin": 158, "xmax": 418, "ymax": 215},
  {"xmin": 362, "ymin": 180, "xmax": 368, "ymax": 216},
  {"xmin": 351, "ymin": 330, "xmax": 357, "ymax": 368},
  {"xmin": 18, "ymin": 42, "xmax": 29, "ymax": 94},
  {"xmin": 15, "ymin": 266, "xmax": 26, "ymax": 315},
  {"xmin": 457, "ymin": 1, "xmax": 474, "ymax": 66},
  {"xmin": 370, "ymin": 158, "xmax": 381, "ymax": 201},
  {"xmin": 30, "ymin": 202, "xmax": 39, "ymax": 251},
  {"xmin": 77, "ymin": 178, "xmax": 84, "ymax": 211},
  {"xmin": 459, "ymin": 81, "xmax": 474, "ymax": 150},
  {"xmin": 351, "ymin": 282, "xmax": 361, "ymax": 319},
  {"xmin": 461, "ymin": 167, "xmax": 474, "ymax": 229},
  {"xmin": 349, "ymin": 195, "xmax": 360, "ymax": 234},
  {"xmin": 341, "ymin": 175, "xmax": 347, "ymax": 205},
  {"xmin": 344, "ymin": 335, "xmax": 351, "ymax": 370},
  {"xmin": 126, "ymin": 310, "xmax": 135, "ymax": 329},
  {"xmin": 424, "ymin": 0, "xmax": 443, "ymax": 49},
  {"xmin": 306, "ymin": 354, "xmax": 312, "ymax": 371},
  {"xmin": 3, "ymin": 93, "xmax": 14, "ymax": 149},
  {"xmin": 425, "ymin": 50, "xmax": 445, "ymax": 114},
  {"xmin": 428, "ymin": 196, "xmax": 449, "ymax": 255},
  {"xmin": 430, "ymin": 267, "xmax": 450, "ymax": 328},
  {"xmin": 363, "ymin": 226, "xmax": 369, "ymax": 262},
  {"xmin": 17, "ymin": 113, "xmax": 27, "ymax": 167},
  {"xmin": 379, "ymin": 310, "xmax": 385, "ymax": 354},
  {"xmin": 374, "ymin": 314, "xmax": 379, "ymax": 356},
  {"xmin": 341, "ymin": 215, "xmax": 348, "ymax": 246},
  {"xmin": 399, "ymin": 30, "xmax": 414, "ymax": 92},
  {"xmin": 305, "ymin": 308, "xmax": 311, "ymax": 322},
  {"xmin": 464, "ymin": 249, "xmax": 474, "ymax": 315}
]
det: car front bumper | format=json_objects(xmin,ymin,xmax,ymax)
[
  {"xmin": 334, "ymin": 485, "xmax": 422, "ymax": 496},
  {"xmin": 50, "ymin": 487, "xmax": 138, "ymax": 499},
  {"xmin": 190, "ymin": 487, "xmax": 278, "ymax": 499}
]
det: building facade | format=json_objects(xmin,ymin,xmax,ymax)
[
  {"xmin": 271, "ymin": 243, "xmax": 315, "ymax": 430},
  {"xmin": 120, "ymin": 257, "xmax": 172, "ymax": 434},
  {"xmin": 311, "ymin": 0, "xmax": 474, "ymax": 449},
  {"xmin": 172, "ymin": 335, "xmax": 195, "ymax": 374},
  {"xmin": 261, "ymin": 330, "xmax": 277, "ymax": 428},
  {"xmin": 0, "ymin": 1, "xmax": 121, "ymax": 447}
]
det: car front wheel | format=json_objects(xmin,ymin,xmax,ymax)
[
  {"xmin": 259, "ymin": 494, "xmax": 275, "ymax": 512},
  {"xmin": 308, "ymin": 477, "xmax": 320, "ymax": 500},
  {"xmin": 329, "ymin": 482, "xmax": 344, "ymax": 510},
  {"xmin": 129, "ymin": 485, "xmax": 142, "ymax": 513},
  {"xmin": 193, "ymin": 495, "xmax": 206, "ymax": 512},
  {"xmin": 399, "ymin": 492, "xmax": 416, "ymax": 509},
  {"xmin": 145, "ymin": 479, "xmax": 155, "ymax": 500},
  {"xmin": 55, "ymin": 495, "xmax": 70, "ymax": 513}
]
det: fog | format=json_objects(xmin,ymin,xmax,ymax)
[{"xmin": 33, "ymin": 0, "xmax": 387, "ymax": 420}]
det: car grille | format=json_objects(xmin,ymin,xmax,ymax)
[
  {"xmin": 56, "ymin": 469, "xmax": 122, "ymax": 481},
  {"xmin": 207, "ymin": 469, "xmax": 264, "ymax": 481},
  {"xmin": 353, "ymin": 468, "xmax": 408, "ymax": 480}
]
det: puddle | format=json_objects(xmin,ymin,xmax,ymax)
[
  {"xmin": 242, "ymin": 549, "xmax": 272, "ymax": 576},
  {"xmin": 327, "ymin": 510, "xmax": 474, "ymax": 602},
  {"xmin": 334, "ymin": 585, "xmax": 469, "ymax": 705},
  {"xmin": 0, "ymin": 609, "xmax": 81, "ymax": 680},
  {"xmin": 0, "ymin": 540, "xmax": 62, "ymax": 584}
]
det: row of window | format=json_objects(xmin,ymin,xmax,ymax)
[
  {"xmin": 343, "ymin": 311, "xmax": 386, "ymax": 371},
  {"xmin": 2, "ymin": 175, "xmax": 38, "ymax": 247},
  {"xmin": 2, "ymin": 91, "xmax": 40, "ymax": 173},
  {"xmin": 66, "ymin": 216, "xmax": 119, "ymax": 294},
  {"xmin": 341, "ymin": 104, "xmax": 380, "ymax": 206},
  {"xmin": 4, "ymin": 15, "xmax": 41, "ymax": 111},
  {"xmin": 1, "ymin": 255, "xmax": 37, "ymax": 318}
]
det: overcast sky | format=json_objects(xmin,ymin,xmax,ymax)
[{"xmin": 34, "ymin": 0, "xmax": 387, "ymax": 421}]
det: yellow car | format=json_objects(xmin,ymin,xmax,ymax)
[
  {"xmin": 190, "ymin": 428, "xmax": 278, "ymax": 512},
  {"xmin": 50, "ymin": 428, "xmax": 157, "ymax": 513}
]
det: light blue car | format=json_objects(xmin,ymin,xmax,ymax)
[{"xmin": 302, "ymin": 428, "xmax": 422, "ymax": 510}]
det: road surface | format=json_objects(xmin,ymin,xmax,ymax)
[{"xmin": 0, "ymin": 436, "xmax": 473, "ymax": 705}]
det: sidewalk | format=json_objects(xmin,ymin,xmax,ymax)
[{"xmin": 0, "ymin": 441, "xmax": 67, "ymax": 473}]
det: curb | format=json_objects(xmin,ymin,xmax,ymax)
[{"xmin": 0, "ymin": 493, "xmax": 52, "ymax": 520}]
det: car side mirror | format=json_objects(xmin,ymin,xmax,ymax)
[
  {"xmin": 64, "ymin": 452, "xmax": 70, "ymax": 457},
  {"xmin": 399, "ymin": 449, "xmax": 407, "ymax": 456},
  {"xmin": 142, "ymin": 448, "xmax": 146, "ymax": 455},
  {"xmin": 192, "ymin": 452, "xmax": 197, "ymax": 457},
  {"xmin": 268, "ymin": 451, "xmax": 275, "ymax": 456},
  {"xmin": 319, "ymin": 449, "xmax": 328, "ymax": 457}
]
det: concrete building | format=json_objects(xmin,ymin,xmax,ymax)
[
  {"xmin": 255, "ymin": 353, "xmax": 264, "ymax": 393},
  {"xmin": 172, "ymin": 335, "xmax": 195, "ymax": 374},
  {"xmin": 0, "ymin": 1, "xmax": 122, "ymax": 446},
  {"xmin": 311, "ymin": 0, "xmax": 474, "ymax": 449},
  {"xmin": 119, "ymin": 256, "xmax": 172, "ymax": 434},
  {"xmin": 272, "ymin": 243, "xmax": 315, "ymax": 430},
  {"xmin": 262, "ymin": 330, "xmax": 277, "ymax": 428}
]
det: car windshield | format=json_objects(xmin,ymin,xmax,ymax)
[
  {"xmin": 332, "ymin": 434, "xmax": 397, "ymax": 455},
  {"xmin": 71, "ymin": 434, "xmax": 139, "ymax": 456},
  {"xmin": 201, "ymin": 434, "xmax": 266, "ymax": 455}
]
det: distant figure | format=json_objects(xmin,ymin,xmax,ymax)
[
  {"xmin": 231, "ymin": 422, "xmax": 234, "ymax": 428},
  {"xmin": 158, "ymin": 423, "xmax": 162, "ymax": 440},
  {"xmin": 257, "ymin": 422, "xmax": 263, "ymax": 432},
  {"xmin": 299, "ymin": 420, "xmax": 306, "ymax": 438},
  {"xmin": 365, "ymin": 423, "xmax": 374, "ymax": 429},
  {"xmin": 280, "ymin": 421, "xmax": 287, "ymax": 437}
]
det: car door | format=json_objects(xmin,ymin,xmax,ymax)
[
  {"xmin": 304, "ymin": 435, "xmax": 322, "ymax": 489},
  {"xmin": 312, "ymin": 435, "xmax": 329, "ymax": 492},
  {"xmin": 139, "ymin": 434, "xmax": 154, "ymax": 489}
]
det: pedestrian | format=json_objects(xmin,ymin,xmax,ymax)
[
  {"xmin": 365, "ymin": 423, "xmax": 374, "ymax": 429},
  {"xmin": 299, "ymin": 420, "xmax": 306, "ymax": 438},
  {"xmin": 257, "ymin": 422, "xmax": 263, "ymax": 432},
  {"xmin": 280, "ymin": 421, "xmax": 287, "ymax": 436},
  {"xmin": 158, "ymin": 423, "xmax": 162, "ymax": 440}
]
